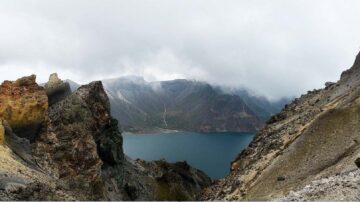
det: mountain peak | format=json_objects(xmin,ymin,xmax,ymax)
[
  {"xmin": 340, "ymin": 51, "xmax": 360, "ymax": 82},
  {"xmin": 354, "ymin": 51, "xmax": 360, "ymax": 67}
]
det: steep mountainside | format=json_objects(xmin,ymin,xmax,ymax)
[
  {"xmin": 233, "ymin": 89, "xmax": 291, "ymax": 119},
  {"xmin": 202, "ymin": 51, "xmax": 360, "ymax": 200},
  {"xmin": 103, "ymin": 77, "xmax": 276, "ymax": 133},
  {"xmin": 0, "ymin": 75, "xmax": 211, "ymax": 201}
]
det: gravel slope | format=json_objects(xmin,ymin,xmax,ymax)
[{"xmin": 277, "ymin": 169, "xmax": 360, "ymax": 201}]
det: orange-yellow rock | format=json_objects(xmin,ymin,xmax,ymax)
[{"xmin": 0, "ymin": 75, "xmax": 48, "ymax": 141}]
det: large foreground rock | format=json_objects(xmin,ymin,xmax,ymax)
[
  {"xmin": 0, "ymin": 75, "xmax": 48, "ymax": 142},
  {"xmin": 33, "ymin": 81, "xmax": 121, "ymax": 199}
]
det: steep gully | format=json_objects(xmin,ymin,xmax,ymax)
[{"xmin": 163, "ymin": 104, "xmax": 168, "ymax": 128}]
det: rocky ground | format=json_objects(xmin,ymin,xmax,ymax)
[
  {"xmin": 0, "ymin": 74, "xmax": 211, "ymax": 201},
  {"xmin": 202, "ymin": 51, "xmax": 360, "ymax": 200},
  {"xmin": 278, "ymin": 169, "xmax": 360, "ymax": 201}
]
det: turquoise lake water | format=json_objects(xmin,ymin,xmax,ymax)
[{"xmin": 123, "ymin": 132, "xmax": 255, "ymax": 179}]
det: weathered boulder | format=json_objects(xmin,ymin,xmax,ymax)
[
  {"xmin": 0, "ymin": 75, "xmax": 48, "ymax": 142},
  {"xmin": 44, "ymin": 73, "xmax": 71, "ymax": 105}
]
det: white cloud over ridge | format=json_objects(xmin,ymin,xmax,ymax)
[{"xmin": 0, "ymin": 0, "xmax": 360, "ymax": 100}]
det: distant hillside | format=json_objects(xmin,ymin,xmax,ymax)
[
  {"xmin": 232, "ymin": 89, "xmax": 291, "ymax": 119},
  {"xmin": 102, "ymin": 77, "xmax": 289, "ymax": 133},
  {"xmin": 65, "ymin": 79, "xmax": 80, "ymax": 91}
]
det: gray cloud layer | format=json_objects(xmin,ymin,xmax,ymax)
[{"xmin": 0, "ymin": 0, "xmax": 360, "ymax": 100}]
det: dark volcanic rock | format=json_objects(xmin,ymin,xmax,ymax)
[
  {"xmin": 44, "ymin": 73, "xmax": 71, "ymax": 105},
  {"xmin": 355, "ymin": 158, "xmax": 360, "ymax": 168},
  {"xmin": 137, "ymin": 159, "xmax": 212, "ymax": 200},
  {"xmin": 2, "ymin": 120, "xmax": 35, "ymax": 167},
  {"xmin": 33, "ymin": 81, "xmax": 115, "ymax": 200},
  {"xmin": 97, "ymin": 118, "xmax": 124, "ymax": 166}
]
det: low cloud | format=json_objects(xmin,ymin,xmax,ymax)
[{"xmin": 0, "ymin": 0, "xmax": 360, "ymax": 100}]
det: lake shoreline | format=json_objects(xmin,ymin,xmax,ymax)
[
  {"xmin": 123, "ymin": 129, "xmax": 259, "ymax": 135},
  {"xmin": 123, "ymin": 131, "xmax": 255, "ymax": 179},
  {"xmin": 123, "ymin": 128, "xmax": 180, "ymax": 135}
]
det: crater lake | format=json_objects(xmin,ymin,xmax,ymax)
[{"xmin": 123, "ymin": 132, "xmax": 255, "ymax": 179}]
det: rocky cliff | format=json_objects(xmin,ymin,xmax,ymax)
[
  {"xmin": 0, "ymin": 74, "xmax": 211, "ymax": 200},
  {"xmin": 202, "ymin": 51, "xmax": 360, "ymax": 200}
]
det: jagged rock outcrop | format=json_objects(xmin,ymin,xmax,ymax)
[
  {"xmin": 34, "ymin": 80, "xmax": 147, "ymax": 200},
  {"xmin": 137, "ymin": 160, "xmax": 212, "ymax": 200},
  {"xmin": 33, "ymin": 81, "xmax": 112, "ymax": 199},
  {"xmin": 0, "ymin": 74, "xmax": 211, "ymax": 201},
  {"xmin": 44, "ymin": 73, "xmax": 71, "ymax": 105},
  {"xmin": 202, "ymin": 51, "xmax": 360, "ymax": 200},
  {"xmin": 0, "ymin": 75, "xmax": 48, "ymax": 142}
]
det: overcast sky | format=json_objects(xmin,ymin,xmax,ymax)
[{"xmin": 0, "ymin": 0, "xmax": 360, "ymax": 100}]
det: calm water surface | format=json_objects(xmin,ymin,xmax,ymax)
[{"xmin": 123, "ymin": 132, "xmax": 254, "ymax": 179}]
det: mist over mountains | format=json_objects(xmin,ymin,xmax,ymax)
[{"xmin": 68, "ymin": 76, "xmax": 291, "ymax": 133}]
